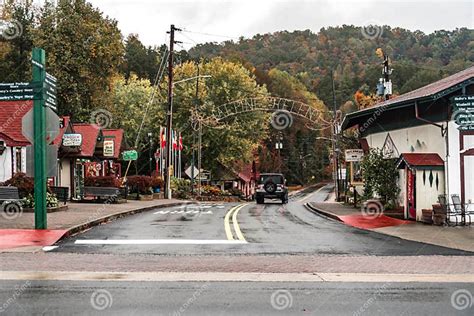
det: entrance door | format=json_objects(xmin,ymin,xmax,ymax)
[
  {"xmin": 463, "ymin": 156, "xmax": 474, "ymax": 204},
  {"xmin": 73, "ymin": 161, "xmax": 84, "ymax": 199},
  {"xmin": 407, "ymin": 169, "xmax": 416, "ymax": 219}
]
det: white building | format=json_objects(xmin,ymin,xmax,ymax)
[{"xmin": 341, "ymin": 66, "xmax": 474, "ymax": 223}]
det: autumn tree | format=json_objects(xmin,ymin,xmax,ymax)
[{"xmin": 34, "ymin": 0, "xmax": 124, "ymax": 120}]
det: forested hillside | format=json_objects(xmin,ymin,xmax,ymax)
[{"xmin": 189, "ymin": 26, "xmax": 474, "ymax": 111}]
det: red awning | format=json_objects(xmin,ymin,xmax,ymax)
[{"xmin": 397, "ymin": 153, "xmax": 444, "ymax": 169}]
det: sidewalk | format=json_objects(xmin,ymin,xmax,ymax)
[
  {"xmin": 0, "ymin": 199, "xmax": 189, "ymax": 251},
  {"xmin": 307, "ymin": 201, "xmax": 474, "ymax": 253}
]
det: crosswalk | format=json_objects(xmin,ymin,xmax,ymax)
[{"xmin": 154, "ymin": 203, "xmax": 226, "ymax": 215}]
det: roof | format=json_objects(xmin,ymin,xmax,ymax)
[
  {"xmin": 342, "ymin": 66, "xmax": 474, "ymax": 130},
  {"xmin": 102, "ymin": 129, "xmax": 124, "ymax": 159},
  {"xmin": 397, "ymin": 153, "xmax": 445, "ymax": 169},
  {"xmin": 72, "ymin": 123, "xmax": 101, "ymax": 157},
  {"xmin": 52, "ymin": 116, "xmax": 72, "ymax": 146},
  {"xmin": 0, "ymin": 101, "xmax": 33, "ymax": 146}
]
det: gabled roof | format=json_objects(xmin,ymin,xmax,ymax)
[
  {"xmin": 0, "ymin": 101, "xmax": 33, "ymax": 146},
  {"xmin": 52, "ymin": 116, "xmax": 73, "ymax": 146},
  {"xmin": 397, "ymin": 153, "xmax": 444, "ymax": 169},
  {"xmin": 342, "ymin": 66, "xmax": 474, "ymax": 130},
  {"xmin": 102, "ymin": 129, "xmax": 124, "ymax": 159},
  {"xmin": 72, "ymin": 123, "xmax": 101, "ymax": 157}
]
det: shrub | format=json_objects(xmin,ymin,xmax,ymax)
[
  {"xmin": 201, "ymin": 185, "xmax": 223, "ymax": 197},
  {"xmin": 361, "ymin": 148, "xmax": 400, "ymax": 206},
  {"xmin": 171, "ymin": 178, "xmax": 191, "ymax": 199},
  {"xmin": 84, "ymin": 176, "xmax": 122, "ymax": 188},
  {"xmin": 22, "ymin": 192, "xmax": 59, "ymax": 208},
  {"xmin": 2, "ymin": 173, "xmax": 34, "ymax": 198},
  {"xmin": 127, "ymin": 175, "xmax": 153, "ymax": 195}
]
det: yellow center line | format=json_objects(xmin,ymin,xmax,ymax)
[
  {"xmin": 224, "ymin": 203, "xmax": 248, "ymax": 241},
  {"xmin": 232, "ymin": 203, "xmax": 248, "ymax": 242},
  {"xmin": 224, "ymin": 205, "xmax": 239, "ymax": 240}
]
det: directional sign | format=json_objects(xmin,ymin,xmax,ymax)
[
  {"xmin": 22, "ymin": 107, "xmax": 60, "ymax": 144},
  {"xmin": 122, "ymin": 150, "xmax": 138, "ymax": 161},
  {"xmin": 0, "ymin": 82, "xmax": 42, "ymax": 100},
  {"xmin": 452, "ymin": 95, "xmax": 474, "ymax": 130}
]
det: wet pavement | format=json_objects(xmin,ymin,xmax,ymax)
[{"xmin": 53, "ymin": 185, "xmax": 473, "ymax": 256}]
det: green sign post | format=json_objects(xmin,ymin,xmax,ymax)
[{"xmin": 32, "ymin": 48, "xmax": 48, "ymax": 229}]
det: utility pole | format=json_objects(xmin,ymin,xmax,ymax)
[
  {"xmin": 165, "ymin": 24, "xmax": 181, "ymax": 199},
  {"xmin": 331, "ymin": 70, "xmax": 340, "ymax": 201},
  {"xmin": 191, "ymin": 65, "xmax": 200, "ymax": 194}
]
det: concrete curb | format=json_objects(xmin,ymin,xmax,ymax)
[
  {"xmin": 60, "ymin": 201, "xmax": 195, "ymax": 240},
  {"xmin": 304, "ymin": 202, "xmax": 343, "ymax": 222}
]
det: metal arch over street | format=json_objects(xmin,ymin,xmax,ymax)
[{"xmin": 212, "ymin": 96, "xmax": 332, "ymax": 126}]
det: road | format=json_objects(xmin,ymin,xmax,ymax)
[
  {"xmin": 1, "ymin": 185, "xmax": 473, "ymax": 315},
  {"xmin": 1, "ymin": 280, "xmax": 472, "ymax": 315},
  {"xmin": 53, "ymin": 184, "xmax": 472, "ymax": 256}
]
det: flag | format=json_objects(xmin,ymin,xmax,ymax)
[
  {"xmin": 161, "ymin": 127, "xmax": 166, "ymax": 149},
  {"xmin": 172, "ymin": 130, "xmax": 178, "ymax": 151},
  {"xmin": 178, "ymin": 133, "xmax": 183, "ymax": 151}
]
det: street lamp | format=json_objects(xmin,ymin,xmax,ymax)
[{"xmin": 165, "ymin": 74, "xmax": 212, "ymax": 200}]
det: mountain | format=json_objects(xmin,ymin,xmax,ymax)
[{"xmin": 189, "ymin": 25, "xmax": 474, "ymax": 110}]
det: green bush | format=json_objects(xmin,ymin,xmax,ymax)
[
  {"xmin": 171, "ymin": 178, "xmax": 191, "ymax": 199},
  {"xmin": 361, "ymin": 148, "xmax": 400, "ymax": 206},
  {"xmin": 22, "ymin": 192, "xmax": 59, "ymax": 208}
]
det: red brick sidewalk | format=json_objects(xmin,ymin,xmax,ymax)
[
  {"xmin": 307, "ymin": 202, "xmax": 474, "ymax": 252},
  {"xmin": 0, "ymin": 199, "xmax": 189, "ymax": 251}
]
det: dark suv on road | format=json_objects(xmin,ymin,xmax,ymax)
[{"xmin": 256, "ymin": 173, "xmax": 288, "ymax": 204}]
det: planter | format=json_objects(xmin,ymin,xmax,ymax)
[
  {"xmin": 153, "ymin": 192, "xmax": 164, "ymax": 200},
  {"xmin": 421, "ymin": 209, "xmax": 433, "ymax": 224},
  {"xmin": 432, "ymin": 203, "xmax": 446, "ymax": 226},
  {"xmin": 23, "ymin": 205, "xmax": 69, "ymax": 213},
  {"xmin": 127, "ymin": 194, "xmax": 154, "ymax": 201}
]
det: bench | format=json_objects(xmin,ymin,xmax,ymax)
[
  {"xmin": 0, "ymin": 186, "xmax": 22, "ymax": 211},
  {"xmin": 50, "ymin": 186, "xmax": 69, "ymax": 205},
  {"xmin": 83, "ymin": 186, "xmax": 121, "ymax": 202}
]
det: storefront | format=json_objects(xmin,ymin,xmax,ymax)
[{"xmin": 341, "ymin": 66, "xmax": 474, "ymax": 222}]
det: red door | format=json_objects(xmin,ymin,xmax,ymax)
[{"xmin": 407, "ymin": 168, "xmax": 416, "ymax": 219}]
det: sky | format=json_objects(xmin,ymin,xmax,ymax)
[{"xmin": 48, "ymin": 0, "xmax": 474, "ymax": 48}]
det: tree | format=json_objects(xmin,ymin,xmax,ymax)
[
  {"xmin": 121, "ymin": 34, "xmax": 164, "ymax": 82},
  {"xmin": 361, "ymin": 148, "xmax": 400, "ymax": 207},
  {"xmin": 168, "ymin": 58, "xmax": 270, "ymax": 176},
  {"xmin": 0, "ymin": 1, "xmax": 36, "ymax": 82},
  {"xmin": 34, "ymin": 0, "xmax": 124, "ymax": 120}
]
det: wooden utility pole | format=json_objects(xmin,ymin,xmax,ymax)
[{"xmin": 165, "ymin": 24, "xmax": 181, "ymax": 199}]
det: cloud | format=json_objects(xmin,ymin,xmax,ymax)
[{"xmin": 85, "ymin": 0, "xmax": 473, "ymax": 48}]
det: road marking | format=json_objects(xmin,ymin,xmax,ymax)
[
  {"xmin": 154, "ymin": 210, "xmax": 213, "ymax": 215},
  {"xmin": 232, "ymin": 204, "xmax": 248, "ymax": 242},
  {"xmin": 1, "ymin": 271, "xmax": 472, "ymax": 283},
  {"xmin": 297, "ymin": 185, "xmax": 326, "ymax": 203},
  {"xmin": 224, "ymin": 204, "xmax": 247, "ymax": 241},
  {"xmin": 74, "ymin": 239, "xmax": 246, "ymax": 245}
]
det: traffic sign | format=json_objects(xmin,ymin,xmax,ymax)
[
  {"xmin": 185, "ymin": 165, "xmax": 199, "ymax": 179},
  {"xmin": 122, "ymin": 150, "xmax": 138, "ymax": 161},
  {"xmin": 22, "ymin": 107, "xmax": 60, "ymax": 144}
]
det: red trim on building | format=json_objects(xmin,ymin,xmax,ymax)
[{"xmin": 398, "ymin": 153, "xmax": 444, "ymax": 168}]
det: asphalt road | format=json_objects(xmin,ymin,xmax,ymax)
[
  {"xmin": 1, "ymin": 280, "xmax": 472, "ymax": 315},
  {"xmin": 53, "ymin": 184, "xmax": 472, "ymax": 256}
]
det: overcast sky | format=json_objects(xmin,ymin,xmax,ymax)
[{"xmin": 84, "ymin": 0, "xmax": 472, "ymax": 49}]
